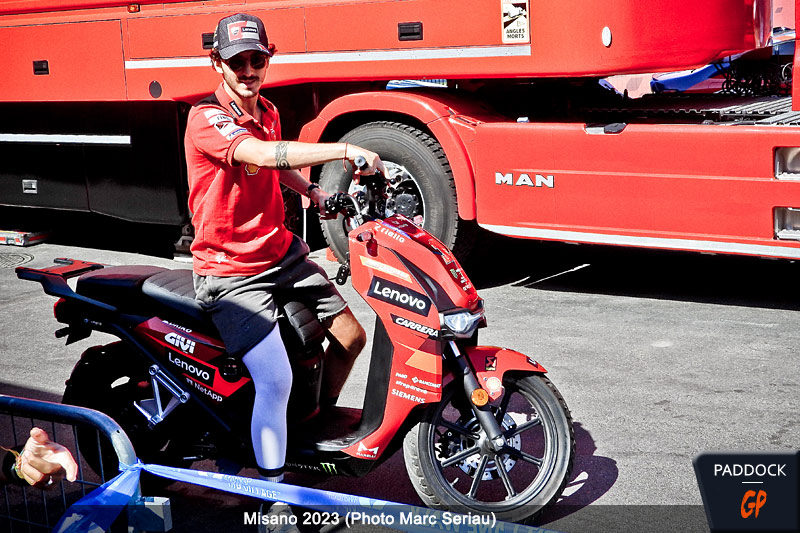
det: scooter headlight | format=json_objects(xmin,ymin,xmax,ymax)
[{"xmin": 441, "ymin": 307, "xmax": 485, "ymax": 339}]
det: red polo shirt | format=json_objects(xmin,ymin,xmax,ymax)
[{"xmin": 185, "ymin": 83, "xmax": 293, "ymax": 277}]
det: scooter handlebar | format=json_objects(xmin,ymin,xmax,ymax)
[
  {"xmin": 323, "ymin": 155, "xmax": 381, "ymax": 227},
  {"xmin": 324, "ymin": 193, "xmax": 364, "ymax": 228},
  {"xmin": 353, "ymin": 155, "xmax": 368, "ymax": 171}
]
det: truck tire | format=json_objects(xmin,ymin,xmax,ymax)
[{"xmin": 318, "ymin": 121, "xmax": 472, "ymax": 263}]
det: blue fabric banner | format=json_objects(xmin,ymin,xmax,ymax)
[{"xmin": 53, "ymin": 463, "xmax": 142, "ymax": 533}]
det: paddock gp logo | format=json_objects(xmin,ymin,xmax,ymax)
[
  {"xmin": 167, "ymin": 351, "xmax": 215, "ymax": 387},
  {"xmin": 368, "ymin": 277, "xmax": 431, "ymax": 317},
  {"xmin": 693, "ymin": 451, "xmax": 798, "ymax": 532}
]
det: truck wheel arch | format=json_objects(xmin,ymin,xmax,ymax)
[{"xmin": 298, "ymin": 91, "xmax": 478, "ymax": 220}]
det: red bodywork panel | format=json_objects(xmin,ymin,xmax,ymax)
[
  {"xmin": 794, "ymin": 0, "xmax": 800, "ymax": 109},
  {"xmin": 0, "ymin": 0, "xmax": 766, "ymax": 102},
  {"xmin": 459, "ymin": 346, "xmax": 547, "ymax": 401},
  {"xmin": 340, "ymin": 215, "xmax": 483, "ymax": 459},
  {"xmin": 136, "ymin": 318, "xmax": 251, "ymax": 403},
  {"xmin": 1, "ymin": 0, "xmax": 797, "ymax": 261},
  {"xmin": 473, "ymin": 122, "xmax": 800, "ymax": 259}
]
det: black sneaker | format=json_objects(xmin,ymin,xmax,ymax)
[{"xmin": 256, "ymin": 502, "xmax": 301, "ymax": 533}]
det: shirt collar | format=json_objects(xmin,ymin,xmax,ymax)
[{"xmin": 214, "ymin": 83, "xmax": 269, "ymax": 124}]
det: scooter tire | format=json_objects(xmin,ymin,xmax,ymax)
[
  {"xmin": 403, "ymin": 372, "xmax": 575, "ymax": 524},
  {"xmin": 62, "ymin": 343, "xmax": 191, "ymax": 489}
]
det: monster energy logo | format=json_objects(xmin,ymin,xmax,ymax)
[{"xmin": 320, "ymin": 462, "xmax": 337, "ymax": 475}]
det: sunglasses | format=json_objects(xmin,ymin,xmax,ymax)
[{"xmin": 225, "ymin": 53, "xmax": 269, "ymax": 71}]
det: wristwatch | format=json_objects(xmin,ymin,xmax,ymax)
[{"xmin": 306, "ymin": 183, "xmax": 320, "ymax": 196}]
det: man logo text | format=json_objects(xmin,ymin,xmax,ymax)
[{"xmin": 495, "ymin": 172, "xmax": 554, "ymax": 188}]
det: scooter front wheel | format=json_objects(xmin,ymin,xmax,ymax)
[{"xmin": 403, "ymin": 372, "xmax": 575, "ymax": 524}]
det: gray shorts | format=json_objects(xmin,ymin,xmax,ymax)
[{"xmin": 193, "ymin": 235, "xmax": 347, "ymax": 357}]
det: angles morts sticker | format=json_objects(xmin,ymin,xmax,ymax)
[{"xmin": 502, "ymin": 1, "xmax": 530, "ymax": 43}]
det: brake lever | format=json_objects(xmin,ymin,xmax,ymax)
[{"xmin": 335, "ymin": 263, "xmax": 351, "ymax": 286}]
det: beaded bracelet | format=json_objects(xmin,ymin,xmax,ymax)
[{"xmin": 1, "ymin": 445, "xmax": 28, "ymax": 486}]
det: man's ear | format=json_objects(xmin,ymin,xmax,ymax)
[{"xmin": 212, "ymin": 58, "xmax": 224, "ymax": 74}]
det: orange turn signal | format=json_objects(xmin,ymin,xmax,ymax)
[{"xmin": 470, "ymin": 388, "xmax": 489, "ymax": 406}]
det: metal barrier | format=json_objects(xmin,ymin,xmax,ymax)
[{"xmin": 0, "ymin": 394, "xmax": 139, "ymax": 532}]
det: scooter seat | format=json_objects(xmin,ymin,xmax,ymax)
[
  {"xmin": 77, "ymin": 265, "xmax": 168, "ymax": 312},
  {"xmin": 142, "ymin": 269, "xmax": 326, "ymax": 348},
  {"xmin": 141, "ymin": 269, "xmax": 208, "ymax": 327}
]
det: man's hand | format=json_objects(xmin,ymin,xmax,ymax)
[
  {"xmin": 311, "ymin": 188, "xmax": 337, "ymax": 219},
  {"xmin": 18, "ymin": 427, "xmax": 78, "ymax": 489},
  {"xmin": 346, "ymin": 146, "xmax": 387, "ymax": 183}
]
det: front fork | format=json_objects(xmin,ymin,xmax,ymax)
[{"xmin": 445, "ymin": 341, "xmax": 507, "ymax": 452}]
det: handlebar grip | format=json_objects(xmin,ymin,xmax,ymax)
[{"xmin": 353, "ymin": 155, "xmax": 368, "ymax": 171}]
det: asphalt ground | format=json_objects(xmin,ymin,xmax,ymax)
[{"xmin": 1, "ymin": 210, "xmax": 798, "ymax": 532}]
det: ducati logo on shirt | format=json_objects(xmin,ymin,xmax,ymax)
[{"xmin": 245, "ymin": 163, "xmax": 260, "ymax": 176}]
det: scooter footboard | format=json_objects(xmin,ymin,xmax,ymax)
[{"xmin": 461, "ymin": 345, "xmax": 547, "ymax": 401}]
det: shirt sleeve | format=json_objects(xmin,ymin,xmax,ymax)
[
  {"xmin": 187, "ymin": 105, "xmax": 253, "ymax": 166},
  {"xmin": 261, "ymin": 99, "xmax": 281, "ymax": 141},
  {"xmin": 273, "ymin": 106, "xmax": 282, "ymax": 140}
]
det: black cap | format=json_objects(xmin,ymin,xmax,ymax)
[{"xmin": 213, "ymin": 13, "xmax": 272, "ymax": 60}]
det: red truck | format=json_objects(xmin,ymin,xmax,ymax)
[{"xmin": 1, "ymin": 0, "xmax": 799, "ymax": 261}]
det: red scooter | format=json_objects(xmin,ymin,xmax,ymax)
[{"xmin": 17, "ymin": 163, "xmax": 574, "ymax": 523}]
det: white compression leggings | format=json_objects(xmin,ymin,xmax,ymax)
[{"xmin": 241, "ymin": 325, "xmax": 293, "ymax": 474}]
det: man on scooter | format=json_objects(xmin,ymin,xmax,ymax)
[{"xmin": 184, "ymin": 11, "xmax": 386, "ymax": 522}]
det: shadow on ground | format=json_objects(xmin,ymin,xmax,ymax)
[{"xmin": 462, "ymin": 230, "xmax": 800, "ymax": 312}]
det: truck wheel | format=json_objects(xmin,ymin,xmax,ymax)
[
  {"xmin": 403, "ymin": 372, "xmax": 575, "ymax": 523},
  {"xmin": 319, "ymin": 121, "xmax": 471, "ymax": 263}
]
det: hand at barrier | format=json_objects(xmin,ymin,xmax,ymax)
[{"xmin": 2, "ymin": 427, "xmax": 78, "ymax": 489}]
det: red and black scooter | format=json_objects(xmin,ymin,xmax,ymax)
[{"xmin": 16, "ymin": 162, "xmax": 574, "ymax": 523}]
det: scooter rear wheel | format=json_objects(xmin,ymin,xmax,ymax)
[
  {"xmin": 403, "ymin": 372, "xmax": 574, "ymax": 524},
  {"xmin": 62, "ymin": 343, "xmax": 192, "ymax": 488}
]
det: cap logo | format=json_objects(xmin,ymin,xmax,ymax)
[{"xmin": 227, "ymin": 20, "xmax": 259, "ymax": 41}]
